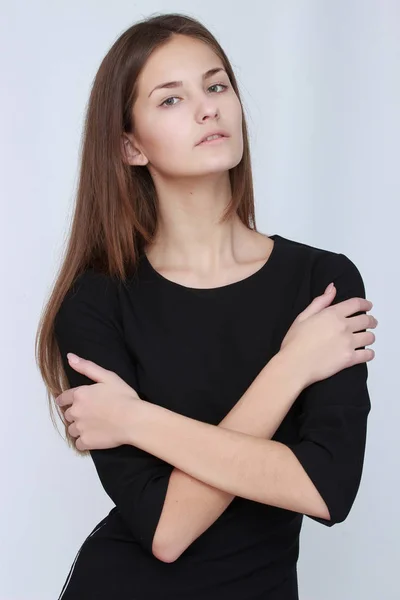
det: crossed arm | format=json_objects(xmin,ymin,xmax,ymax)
[{"xmin": 132, "ymin": 349, "xmax": 330, "ymax": 562}]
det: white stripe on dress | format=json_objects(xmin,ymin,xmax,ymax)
[{"xmin": 58, "ymin": 519, "xmax": 108, "ymax": 599}]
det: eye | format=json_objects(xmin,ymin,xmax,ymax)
[
  {"xmin": 160, "ymin": 96, "xmax": 180, "ymax": 108},
  {"xmin": 159, "ymin": 83, "xmax": 229, "ymax": 108},
  {"xmin": 208, "ymin": 83, "xmax": 228, "ymax": 94}
]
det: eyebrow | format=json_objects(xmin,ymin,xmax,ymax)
[{"xmin": 148, "ymin": 67, "xmax": 227, "ymax": 98}]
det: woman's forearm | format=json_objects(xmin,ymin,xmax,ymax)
[
  {"xmin": 131, "ymin": 350, "xmax": 319, "ymax": 562},
  {"xmin": 152, "ymin": 350, "xmax": 304, "ymax": 561},
  {"xmin": 218, "ymin": 348, "xmax": 307, "ymax": 438},
  {"xmin": 127, "ymin": 355, "xmax": 329, "ymax": 563}
]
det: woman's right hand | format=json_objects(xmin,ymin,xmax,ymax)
[{"xmin": 280, "ymin": 283, "xmax": 378, "ymax": 388}]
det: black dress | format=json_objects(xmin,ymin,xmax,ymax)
[{"xmin": 54, "ymin": 233, "xmax": 371, "ymax": 599}]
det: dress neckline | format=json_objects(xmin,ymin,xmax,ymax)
[{"xmin": 140, "ymin": 234, "xmax": 281, "ymax": 293}]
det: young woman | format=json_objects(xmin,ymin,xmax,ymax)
[{"xmin": 35, "ymin": 12, "xmax": 377, "ymax": 600}]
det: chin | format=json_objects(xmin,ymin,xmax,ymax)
[{"xmin": 197, "ymin": 152, "xmax": 242, "ymax": 173}]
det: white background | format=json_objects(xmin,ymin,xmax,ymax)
[{"xmin": 1, "ymin": 1, "xmax": 398, "ymax": 598}]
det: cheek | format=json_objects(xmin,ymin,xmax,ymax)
[
  {"xmin": 231, "ymin": 96, "xmax": 243, "ymax": 128},
  {"xmin": 142, "ymin": 112, "xmax": 193, "ymax": 167},
  {"xmin": 155, "ymin": 115, "xmax": 191, "ymax": 154}
]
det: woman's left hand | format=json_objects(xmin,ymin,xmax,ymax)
[{"xmin": 55, "ymin": 353, "xmax": 140, "ymax": 451}]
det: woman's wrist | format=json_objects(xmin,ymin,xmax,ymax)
[
  {"xmin": 275, "ymin": 346, "xmax": 310, "ymax": 393},
  {"xmin": 122, "ymin": 395, "xmax": 168, "ymax": 447}
]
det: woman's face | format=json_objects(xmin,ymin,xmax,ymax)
[{"xmin": 126, "ymin": 35, "xmax": 243, "ymax": 178}]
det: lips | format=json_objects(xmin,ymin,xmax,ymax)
[{"xmin": 196, "ymin": 130, "xmax": 230, "ymax": 145}]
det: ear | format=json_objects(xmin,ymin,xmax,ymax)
[{"xmin": 121, "ymin": 133, "xmax": 149, "ymax": 166}]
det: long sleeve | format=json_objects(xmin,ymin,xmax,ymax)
[
  {"xmin": 54, "ymin": 269, "xmax": 173, "ymax": 555},
  {"xmin": 285, "ymin": 252, "xmax": 371, "ymax": 526}
]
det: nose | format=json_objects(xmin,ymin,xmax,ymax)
[
  {"xmin": 202, "ymin": 106, "xmax": 219, "ymax": 119},
  {"xmin": 202, "ymin": 110, "xmax": 219, "ymax": 122},
  {"xmin": 197, "ymin": 99, "xmax": 220, "ymax": 122}
]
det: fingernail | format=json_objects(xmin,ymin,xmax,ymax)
[
  {"xmin": 67, "ymin": 353, "xmax": 79, "ymax": 364},
  {"xmin": 326, "ymin": 282, "xmax": 334, "ymax": 293}
]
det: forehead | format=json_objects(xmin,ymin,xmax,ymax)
[{"xmin": 137, "ymin": 36, "xmax": 224, "ymax": 95}]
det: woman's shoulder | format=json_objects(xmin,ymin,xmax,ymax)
[
  {"xmin": 57, "ymin": 267, "xmax": 121, "ymax": 322},
  {"xmin": 53, "ymin": 267, "xmax": 130, "ymax": 345},
  {"xmin": 275, "ymin": 233, "xmax": 360, "ymax": 272},
  {"xmin": 274, "ymin": 233, "xmax": 366, "ymax": 295}
]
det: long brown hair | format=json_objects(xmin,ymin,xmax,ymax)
[{"xmin": 35, "ymin": 12, "xmax": 258, "ymax": 453}]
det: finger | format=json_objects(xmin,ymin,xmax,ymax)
[
  {"xmin": 353, "ymin": 330, "xmax": 376, "ymax": 348},
  {"xmin": 335, "ymin": 297, "xmax": 373, "ymax": 318},
  {"xmin": 64, "ymin": 407, "xmax": 74, "ymax": 423},
  {"xmin": 55, "ymin": 390, "xmax": 75, "ymax": 408},
  {"xmin": 353, "ymin": 347, "xmax": 375, "ymax": 364},
  {"xmin": 75, "ymin": 437, "xmax": 87, "ymax": 452},
  {"xmin": 66, "ymin": 353, "xmax": 117, "ymax": 385},
  {"xmin": 299, "ymin": 285, "xmax": 337, "ymax": 321},
  {"xmin": 348, "ymin": 313, "xmax": 377, "ymax": 333},
  {"xmin": 68, "ymin": 422, "xmax": 79, "ymax": 438}
]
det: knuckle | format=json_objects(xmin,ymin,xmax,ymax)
[
  {"xmin": 362, "ymin": 314, "xmax": 371, "ymax": 328},
  {"xmin": 343, "ymin": 348, "xmax": 354, "ymax": 367},
  {"xmin": 334, "ymin": 313, "xmax": 347, "ymax": 332},
  {"xmin": 358, "ymin": 297, "xmax": 365, "ymax": 311},
  {"xmin": 74, "ymin": 388, "xmax": 86, "ymax": 401}
]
